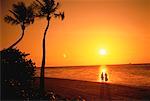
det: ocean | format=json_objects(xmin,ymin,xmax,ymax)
[{"xmin": 35, "ymin": 64, "xmax": 150, "ymax": 88}]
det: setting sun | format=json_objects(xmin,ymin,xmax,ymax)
[
  {"xmin": 99, "ymin": 49, "xmax": 107, "ymax": 56},
  {"xmin": 1, "ymin": 0, "xmax": 150, "ymax": 66},
  {"xmin": 1, "ymin": 0, "xmax": 150, "ymax": 100}
]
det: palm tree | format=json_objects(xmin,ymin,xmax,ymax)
[
  {"xmin": 4, "ymin": 2, "xmax": 35, "ymax": 49},
  {"xmin": 34, "ymin": 0, "xmax": 64, "ymax": 95}
]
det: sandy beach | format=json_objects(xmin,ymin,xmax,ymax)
[{"xmin": 35, "ymin": 77, "xmax": 150, "ymax": 101}]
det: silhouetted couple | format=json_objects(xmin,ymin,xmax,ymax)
[{"xmin": 101, "ymin": 72, "xmax": 108, "ymax": 81}]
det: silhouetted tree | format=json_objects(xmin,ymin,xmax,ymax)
[
  {"xmin": 33, "ymin": 0, "xmax": 64, "ymax": 95},
  {"xmin": 1, "ymin": 48, "xmax": 36, "ymax": 100},
  {"xmin": 4, "ymin": 2, "xmax": 35, "ymax": 49}
]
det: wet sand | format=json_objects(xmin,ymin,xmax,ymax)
[{"xmin": 35, "ymin": 77, "xmax": 150, "ymax": 101}]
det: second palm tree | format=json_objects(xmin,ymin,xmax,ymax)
[{"xmin": 34, "ymin": 0, "xmax": 64, "ymax": 96}]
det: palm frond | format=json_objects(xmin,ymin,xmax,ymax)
[
  {"xmin": 36, "ymin": 0, "xmax": 44, "ymax": 7},
  {"xmin": 34, "ymin": 0, "xmax": 64, "ymax": 20},
  {"xmin": 45, "ymin": 0, "xmax": 54, "ymax": 10},
  {"xmin": 26, "ymin": 6, "xmax": 35, "ymax": 24},
  {"xmin": 49, "ymin": 2, "xmax": 59, "ymax": 14},
  {"xmin": 54, "ymin": 12, "xmax": 64, "ymax": 20},
  {"xmin": 35, "ymin": 0, "xmax": 56, "ymax": 15},
  {"xmin": 4, "ymin": 15, "xmax": 19, "ymax": 25},
  {"xmin": 12, "ymin": 2, "xmax": 27, "ymax": 21},
  {"xmin": 9, "ymin": 10, "xmax": 20, "ymax": 21},
  {"xmin": 5, "ymin": 2, "xmax": 35, "ymax": 27},
  {"xmin": 61, "ymin": 12, "xmax": 64, "ymax": 20}
]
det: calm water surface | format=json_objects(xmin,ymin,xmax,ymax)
[{"xmin": 36, "ymin": 64, "xmax": 150, "ymax": 88}]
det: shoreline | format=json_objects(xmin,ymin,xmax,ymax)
[{"xmin": 35, "ymin": 77, "xmax": 150, "ymax": 100}]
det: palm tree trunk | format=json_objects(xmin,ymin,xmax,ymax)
[
  {"xmin": 40, "ymin": 17, "xmax": 50, "ymax": 96},
  {"xmin": 8, "ymin": 25, "xmax": 25, "ymax": 49}
]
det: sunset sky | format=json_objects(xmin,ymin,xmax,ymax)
[{"xmin": 1, "ymin": 0, "xmax": 150, "ymax": 66}]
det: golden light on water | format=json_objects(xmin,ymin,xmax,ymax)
[
  {"xmin": 98, "ymin": 65, "xmax": 109, "ymax": 82},
  {"xmin": 101, "ymin": 67, "xmax": 106, "ymax": 73},
  {"xmin": 100, "ymin": 65, "xmax": 107, "ymax": 74}
]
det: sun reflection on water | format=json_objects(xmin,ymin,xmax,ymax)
[{"xmin": 98, "ymin": 65, "xmax": 110, "ymax": 82}]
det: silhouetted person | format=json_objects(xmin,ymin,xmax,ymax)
[
  {"xmin": 105, "ymin": 73, "xmax": 108, "ymax": 81},
  {"xmin": 101, "ymin": 72, "xmax": 104, "ymax": 81}
]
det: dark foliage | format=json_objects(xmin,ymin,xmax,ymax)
[{"xmin": 1, "ymin": 48, "xmax": 36, "ymax": 100}]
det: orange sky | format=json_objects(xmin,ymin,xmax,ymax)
[{"xmin": 1, "ymin": 0, "xmax": 150, "ymax": 66}]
